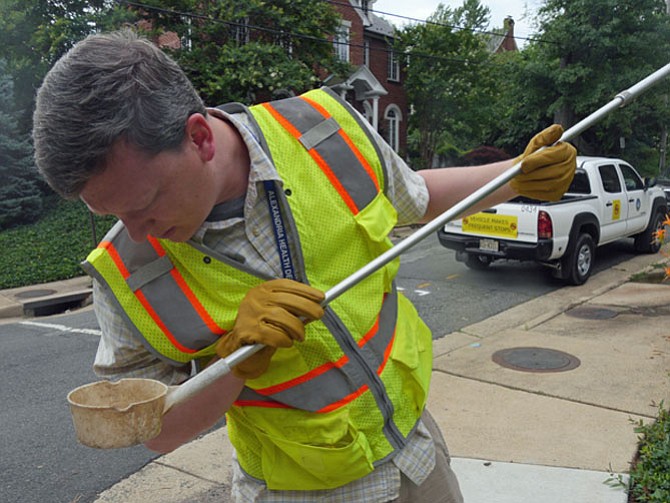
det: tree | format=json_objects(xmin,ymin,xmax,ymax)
[
  {"xmin": 0, "ymin": 59, "xmax": 41, "ymax": 229},
  {"xmin": 0, "ymin": 0, "xmax": 135, "ymax": 134},
  {"xmin": 136, "ymin": 0, "xmax": 351, "ymax": 105},
  {"xmin": 396, "ymin": 0, "xmax": 498, "ymax": 169},
  {"xmin": 495, "ymin": 0, "xmax": 670, "ymax": 174}
]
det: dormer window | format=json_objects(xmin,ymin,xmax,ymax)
[{"xmin": 361, "ymin": 0, "xmax": 370, "ymax": 14}]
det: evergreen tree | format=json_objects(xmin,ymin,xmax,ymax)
[{"xmin": 0, "ymin": 59, "xmax": 41, "ymax": 229}]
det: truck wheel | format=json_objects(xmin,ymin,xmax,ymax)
[
  {"xmin": 464, "ymin": 253, "xmax": 493, "ymax": 270},
  {"xmin": 634, "ymin": 210, "xmax": 666, "ymax": 253},
  {"xmin": 561, "ymin": 233, "xmax": 595, "ymax": 285}
]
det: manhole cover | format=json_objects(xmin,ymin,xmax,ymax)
[
  {"xmin": 566, "ymin": 306, "xmax": 618, "ymax": 320},
  {"xmin": 492, "ymin": 347, "xmax": 581, "ymax": 373},
  {"xmin": 14, "ymin": 289, "xmax": 57, "ymax": 299}
]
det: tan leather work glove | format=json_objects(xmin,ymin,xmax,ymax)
[
  {"xmin": 510, "ymin": 124, "xmax": 577, "ymax": 202},
  {"xmin": 216, "ymin": 279, "xmax": 325, "ymax": 380}
]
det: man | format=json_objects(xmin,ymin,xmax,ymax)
[{"xmin": 33, "ymin": 31, "xmax": 575, "ymax": 502}]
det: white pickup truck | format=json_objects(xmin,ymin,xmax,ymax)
[{"xmin": 438, "ymin": 156, "xmax": 668, "ymax": 285}]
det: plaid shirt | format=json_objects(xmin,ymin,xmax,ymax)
[{"xmin": 92, "ymin": 105, "xmax": 434, "ymax": 502}]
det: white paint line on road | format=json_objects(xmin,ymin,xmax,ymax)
[{"xmin": 19, "ymin": 320, "xmax": 102, "ymax": 336}]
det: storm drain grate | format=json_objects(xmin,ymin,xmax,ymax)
[
  {"xmin": 565, "ymin": 306, "xmax": 618, "ymax": 320},
  {"xmin": 14, "ymin": 289, "xmax": 57, "ymax": 299},
  {"xmin": 492, "ymin": 347, "xmax": 581, "ymax": 373}
]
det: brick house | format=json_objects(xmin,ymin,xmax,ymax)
[
  {"xmin": 488, "ymin": 17, "xmax": 519, "ymax": 53},
  {"xmin": 144, "ymin": 1, "xmax": 408, "ymax": 155},
  {"xmin": 326, "ymin": 0, "xmax": 409, "ymax": 156}
]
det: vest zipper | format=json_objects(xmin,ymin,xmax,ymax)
[{"xmin": 322, "ymin": 308, "xmax": 406, "ymax": 451}]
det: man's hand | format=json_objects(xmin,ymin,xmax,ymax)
[
  {"xmin": 510, "ymin": 124, "xmax": 577, "ymax": 202},
  {"xmin": 216, "ymin": 279, "xmax": 325, "ymax": 379}
]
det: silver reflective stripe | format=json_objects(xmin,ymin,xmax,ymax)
[
  {"xmin": 270, "ymin": 97, "xmax": 378, "ymax": 213},
  {"xmin": 237, "ymin": 287, "xmax": 398, "ymax": 412},
  {"xmin": 111, "ymin": 231, "xmax": 223, "ymax": 350},
  {"xmin": 126, "ymin": 255, "xmax": 174, "ymax": 292},
  {"xmin": 298, "ymin": 117, "xmax": 340, "ymax": 150}
]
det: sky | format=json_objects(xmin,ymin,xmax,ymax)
[{"xmin": 374, "ymin": 0, "xmax": 543, "ymax": 46}]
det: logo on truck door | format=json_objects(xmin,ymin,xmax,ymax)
[
  {"xmin": 462, "ymin": 213, "xmax": 518, "ymax": 238},
  {"xmin": 612, "ymin": 200, "xmax": 621, "ymax": 220}
]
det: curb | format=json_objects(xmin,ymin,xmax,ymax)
[{"xmin": 0, "ymin": 276, "xmax": 93, "ymax": 320}]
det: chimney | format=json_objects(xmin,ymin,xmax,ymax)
[{"xmin": 501, "ymin": 16, "xmax": 518, "ymax": 52}]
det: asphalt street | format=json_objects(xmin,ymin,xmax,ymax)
[{"xmin": 0, "ymin": 233, "xmax": 643, "ymax": 502}]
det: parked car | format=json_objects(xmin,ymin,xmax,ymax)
[{"xmin": 438, "ymin": 156, "xmax": 667, "ymax": 285}]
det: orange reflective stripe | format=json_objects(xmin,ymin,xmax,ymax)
[
  {"xmin": 299, "ymin": 94, "xmax": 331, "ymax": 118},
  {"xmin": 255, "ymin": 354, "xmax": 349, "ymax": 397},
  {"xmin": 233, "ymin": 400, "xmax": 291, "ymax": 408},
  {"xmin": 261, "ymin": 102, "xmax": 301, "ymax": 138},
  {"xmin": 247, "ymin": 307, "xmax": 387, "ymax": 413},
  {"xmin": 301, "ymin": 95, "xmax": 380, "ymax": 191},
  {"xmin": 316, "ymin": 329, "xmax": 395, "ymax": 413},
  {"xmin": 134, "ymin": 290, "xmax": 197, "ymax": 354},
  {"xmin": 317, "ymin": 385, "xmax": 369, "ymax": 413},
  {"xmin": 148, "ymin": 237, "xmax": 226, "ymax": 336},
  {"xmin": 378, "ymin": 331, "xmax": 395, "ymax": 375},
  {"xmin": 309, "ymin": 148, "xmax": 359, "ymax": 214},
  {"xmin": 102, "ymin": 240, "xmax": 197, "ymax": 354},
  {"xmin": 337, "ymin": 130, "xmax": 380, "ymax": 191},
  {"xmin": 100, "ymin": 241, "xmax": 130, "ymax": 279},
  {"xmin": 262, "ymin": 101, "xmax": 360, "ymax": 215}
]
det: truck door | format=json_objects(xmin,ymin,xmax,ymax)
[
  {"xmin": 618, "ymin": 163, "xmax": 647, "ymax": 234},
  {"xmin": 597, "ymin": 163, "xmax": 628, "ymax": 243}
]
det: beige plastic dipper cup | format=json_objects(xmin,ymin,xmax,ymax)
[{"xmin": 67, "ymin": 378, "xmax": 168, "ymax": 449}]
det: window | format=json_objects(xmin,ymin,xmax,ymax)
[
  {"xmin": 231, "ymin": 17, "xmax": 249, "ymax": 46},
  {"xmin": 385, "ymin": 105, "xmax": 402, "ymax": 152},
  {"xmin": 619, "ymin": 164, "xmax": 644, "ymax": 191},
  {"xmin": 598, "ymin": 164, "xmax": 622, "ymax": 193},
  {"xmin": 364, "ymin": 39, "xmax": 370, "ymax": 67},
  {"xmin": 334, "ymin": 23, "xmax": 350, "ymax": 62},
  {"xmin": 567, "ymin": 170, "xmax": 591, "ymax": 194},
  {"xmin": 181, "ymin": 16, "xmax": 193, "ymax": 50},
  {"xmin": 361, "ymin": 0, "xmax": 370, "ymax": 14},
  {"xmin": 387, "ymin": 48, "xmax": 399, "ymax": 81}
]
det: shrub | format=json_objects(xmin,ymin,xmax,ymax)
[
  {"xmin": 627, "ymin": 402, "xmax": 670, "ymax": 502},
  {"xmin": 0, "ymin": 197, "xmax": 116, "ymax": 289}
]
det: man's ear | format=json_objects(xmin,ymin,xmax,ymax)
[{"xmin": 185, "ymin": 113, "xmax": 215, "ymax": 162}]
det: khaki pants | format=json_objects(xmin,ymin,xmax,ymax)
[{"xmin": 392, "ymin": 410, "xmax": 464, "ymax": 503}]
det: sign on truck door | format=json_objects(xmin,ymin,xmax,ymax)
[
  {"xmin": 597, "ymin": 163, "xmax": 628, "ymax": 243},
  {"xmin": 619, "ymin": 163, "xmax": 647, "ymax": 234}
]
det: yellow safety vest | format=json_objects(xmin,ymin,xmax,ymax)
[{"xmin": 83, "ymin": 88, "xmax": 433, "ymax": 490}]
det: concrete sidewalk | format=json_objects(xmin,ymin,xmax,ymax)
[
  {"xmin": 4, "ymin": 252, "xmax": 670, "ymax": 502},
  {"xmin": 92, "ymin": 251, "xmax": 670, "ymax": 502}
]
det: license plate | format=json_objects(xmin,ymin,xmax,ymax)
[{"xmin": 479, "ymin": 239, "xmax": 499, "ymax": 252}]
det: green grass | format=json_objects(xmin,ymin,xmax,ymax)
[{"xmin": 0, "ymin": 197, "xmax": 117, "ymax": 289}]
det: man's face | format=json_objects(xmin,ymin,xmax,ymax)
[{"xmin": 80, "ymin": 139, "xmax": 218, "ymax": 243}]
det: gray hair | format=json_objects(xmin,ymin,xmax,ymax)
[{"xmin": 33, "ymin": 30, "xmax": 206, "ymax": 199}]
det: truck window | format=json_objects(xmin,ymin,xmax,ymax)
[
  {"xmin": 567, "ymin": 170, "xmax": 591, "ymax": 194},
  {"xmin": 598, "ymin": 164, "xmax": 622, "ymax": 193},
  {"xmin": 619, "ymin": 164, "xmax": 644, "ymax": 191}
]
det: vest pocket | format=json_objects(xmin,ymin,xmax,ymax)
[
  {"xmin": 256, "ymin": 425, "xmax": 374, "ymax": 490},
  {"xmin": 390, "ymin": 296, "xmax": 433, "ymax": 415},
  {"xmin": 354, "ymin": 193, "xmax": 399, "ymax": 289}
]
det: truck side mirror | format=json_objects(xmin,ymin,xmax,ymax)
[{"xmin": 644, "ymin": 176, "xmax": 657, "ymax": 189}]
